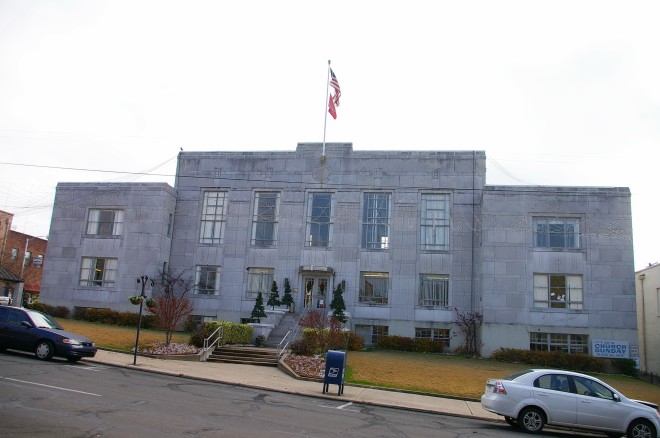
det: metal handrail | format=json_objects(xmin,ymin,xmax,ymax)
[
  {"xmin": 203, "ymin": 326, "xmax": 224, "ymax": 353},
  {"xmin": 277, "ymin": 307, "xmax": 309, "ymax": 357}
]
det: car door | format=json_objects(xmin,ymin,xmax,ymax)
[
  {"xmin": 532, "ymin": 373, "xmax": 578, "ymax": 426},
  {"xmin": 2, "ymin": 308, "xmax": 37, "ymax": 352},
  {"xmin": 572, "ymin": 376, "xmax": 626, "ymax": 432}
]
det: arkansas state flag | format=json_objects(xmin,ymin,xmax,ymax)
[{"xmin": 328, "ymin": 95, "xmax": 337, "ymax": 119}]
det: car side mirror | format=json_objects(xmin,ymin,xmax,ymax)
[
  {"xmin": 613, "ymin": 394, "xmax": 621, "ymax": 402},
  {"xmin": 20, "ymin": 320, "xmax": 33, "ymax": 328}
]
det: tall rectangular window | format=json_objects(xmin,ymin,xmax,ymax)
[
  {"xmin": 251, "ymin": 192, "xmax": 279, "ymax": 246},
  {"xmin": 359, "ymin": 272, "xmax": 389, "ymax": 304},
  {"xmin": 533, "ymin": 273, "xmax": 583, "ymax": 309},
  {"xmin": 419, "ymin": 274, "xmax": 449, "ymax": 307},
  {"xmin": 199, "ymin": 192, "xmax": 227, "ymax": 244},
  {"xmin": 306, "ymin": 192, "xmax": 333, "ymax": 247},
  {"xmin": 420, "ymin": 194, "xmax": 450, "ymax": 251},
  {"xmin": 362, "ymin": 193, "xmax": 390, "ymax": 249},
  {"xmin": 86, "ymin": 209, "xmax": 124, "ymax": 236},
  {"xmin": 23, "ymin": 251, "xmax": 31, "ymax": 267},
  {"xmin": 80, "ymin": 257, "xmax": 118, "ymax": 287},
  {"xmin": 534, "ymin": 217, "xmax": 580, "ymax": 249},
  {"xmin": 195, "ymin": 265, "xmax": 221, "ymax": 295},
  {"xmin": 246, "ymin": 267, "xmax": 274, "ymax": 299}
]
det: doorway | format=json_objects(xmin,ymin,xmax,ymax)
[{"xmin": 303, "ymin": 276, "xmax": 329, "ymax": 309}]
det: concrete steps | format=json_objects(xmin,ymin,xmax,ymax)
[
  {"xmin": 207, "ymin": 346, "xmax": 279, "ymax": 367},
  {"xmin": 263, "ymin": 312, "xmax": 300, "ymax": 349}
]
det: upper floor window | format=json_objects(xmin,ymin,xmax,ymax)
[
  {"xmin": 362, "ymin": 193, "xmax": 390, "ymax": 250},
  {"xmin": 80, "ymin": 257, "xmax": 117, "ymax": 287},
  {"xmin": 420, "ymin": 194, "xmax": 449, "ymax": 251},
  {"xmin": 306, "ymin": 192, "xmax": 333, "ymax": 247},
  {"xmin": 419, "ymin": 274, "xmax": 449, "ymax": 307},
  {"xmin": 359, "ymin": 272, "xmax": 389, "ymax": 305},
  {"xmin": 86, "ymin": 209, "xmax": 124, "ymax": 236},
  {"xmin": 534, "ymin": 217, "xmax": 580, "ymax": 249},
  {"xmin": 533, "ymin": 273, "xmax": 583, "ymax": 309},
  {"xmin": 10, "ymin": 248, "xmax": 18, "ymax": 260},
  {"xmin": 199, "ymin": 191, "xmax": 227, "ymax": 244},
  {"xmin": 246, "ymin": 267, "xmax": 274, "ymax": 299},
  {"xmin": 24, "ymin": 251, "xmax": 31, "ymax": 267},
  {"xmin": 251, "ymin": 192, "xmax": 279, "ymax": 247},
  {"xmin": 195, "ymin": 265, "xmax": 221, "ymax": 295}
]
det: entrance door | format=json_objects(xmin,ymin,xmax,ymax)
[{"xmin": 303, "ymin": 277, "xmax": 329, "ymax": 309}]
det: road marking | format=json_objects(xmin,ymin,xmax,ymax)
[
  {"xmin": 337, "ymin": 402, "xmax": 353, "ymax": 410},
  {"xmin": 64, "ymin": 364, "xmax": 109, "ymax": 371},
  {"xmin": 320, "ymin": 401, "xmax": 359, "ymax": 412},
  {"xmin": 4, "ymin": 377, "xmax": 102, "ymax": 397}
]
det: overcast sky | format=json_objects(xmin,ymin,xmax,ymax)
[{"xmin": 0, "ymin": 1, "xmax": 658, "ymax": 271}]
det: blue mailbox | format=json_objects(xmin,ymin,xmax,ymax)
[{"xmin": 322, "ymin": 350, "xmax": 346, "ymax": 395}]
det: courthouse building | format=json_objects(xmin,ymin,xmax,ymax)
[{"xmin": 40, "ymin": 143, "xmax": 637, "ymax": 357}]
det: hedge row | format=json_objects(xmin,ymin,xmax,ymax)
[
  {"xmin": 374, "ymin": 335, "xmax": 446, "ymax": 354},
  {"xmin": 491, "ymin": 348, "xmax": 637, "ymax": 377},
  {"xmin": 73, "ymin": 306, "xmax": 159, "ymax": 330},
  {"xmin": 189, "ymin": 321, "xmax": 254, "ymax": 348},
  {"xmin": 290, "ymin": 329, "xmax": 365, "ymax": 356}
]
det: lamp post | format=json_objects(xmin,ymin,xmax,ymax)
[{"xmin": 133, "ymin": 275, "xmax": 154, "ymax": 365}]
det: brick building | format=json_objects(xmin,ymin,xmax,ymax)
[{"xmin": 0, "ymin": 210, "xmax": 48, "ymax": 305}]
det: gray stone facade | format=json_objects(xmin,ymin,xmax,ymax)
[{"xmin": 40, "ymin": 144, "xmax": 637, "ymax": 356}]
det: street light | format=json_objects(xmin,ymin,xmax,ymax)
[{"xmin": 133, "ymin": 275, "xmax": 154, "ymax": 365}]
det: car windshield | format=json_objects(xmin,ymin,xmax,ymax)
[{"xmin": 28, "ymin": 311, "xmax": 63, "ymax": 329}]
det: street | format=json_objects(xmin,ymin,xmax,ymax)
[{"xmin": 0, "ymin": 351, "xmax": 602, "ymax": 437}]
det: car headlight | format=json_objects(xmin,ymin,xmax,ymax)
[{"xmin": 62, "ymin": 338, "xmax": 82, "ymax": 346}]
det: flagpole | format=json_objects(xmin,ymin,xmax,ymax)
[{"xmin": 322, "ymin": 60, "xmax": 331, "ymax": 158}]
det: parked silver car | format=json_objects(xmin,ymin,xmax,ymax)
[{"xmin": 481, "ymin": 369, "xmax": 659, "ymax": 437}]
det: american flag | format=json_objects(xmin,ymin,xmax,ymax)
[{"xmin": 329, "ymin": 68, "xmax": 341, "ymax": 107}]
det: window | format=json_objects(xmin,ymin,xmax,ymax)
[
  {"xmin": 86, "ymin": 209, "xmax": 124, "ymax": 236},
  {"xmin": 195, "ymin": 266, "xmax": 221, "ymax": 295},
  {"xmin": 359, "ymin": 272, "xmax": 389, "ymax": 304},
  {"xmin": 534, "ymin": 217, "xmax": 580, "ymax": 249},
  {"xmin": 251, "ymin": 192, "xmax": 279, "ymax": 246},
  {"xmin": 80, "ymin": 257, "xmax": 118, "ymax": 287},
  {"xmin": 573, "ymin": 376, "xmax": 615, "ymax": 400},
  {"xmin": 530, "ymin": 332, "xmax": 588, "ymax": 354},
  {"xmin": 415, "ymin": 328, "xmax": 450, "ymax": 347},
  {"xmin": 246, "ymin": 267, "xmax": 274, "ymax": 299},
  {"xmin": 355, "ymin": 324, "xmax": 389, "ymax": 345},
  {"xmin": 534, "ymin": 374, "xmax": 571, "ymax": 392},
  {"xmin": 167, "ymin": 213, "xmax": 174, "ymax": 237},
  {"xmin": 306, "ymin": 192, "xmax": 333, "ymax": 247},
  {"xmin": 534, "ymin": 274, "xmax": 583, "ymax": 309},
  {"xmin": 10, "ymin": 248, "xmax": 18, "ymax": 261},
  {"xmin": 199, "ymin": 192, "xmax": 227, "ymax": 244},
  {"xmin": 421, "ymin": 194, "xmax": 449, "ymax": 251},
  {"xmin": 24, "ymin": 251, "xmax": 31, "ymax": 267},
  {"xmin": 419, "ymin": 274, "xmax": 449, "ymax": 307},
  {"xmin": 362, "ymin": 193, "xmax": 390, "ymax": 249}
]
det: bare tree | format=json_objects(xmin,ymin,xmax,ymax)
[
  {"xmin": 452, "ymin": 308, "xmax": 483, "ymax": 356},
  {"xmin": 298, "ymin": 309, "xmax": 345, "ymax": 354},
  {"xmin": 146, "ymin": 270, "xmax": 194, "ymax": 344}
]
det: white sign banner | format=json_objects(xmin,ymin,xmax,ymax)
[{"xmin": 592, "ymin": 340, "xmax": 629, "ymax": 358}]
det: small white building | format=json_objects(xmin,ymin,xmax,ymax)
[{"xmin": 636, "ymin": 263, "xmax": 660, "ymax": 374}]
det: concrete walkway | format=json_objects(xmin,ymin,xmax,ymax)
[{"xmin": 84, "ymin": 350, "xmax": 500, "ymax": 422}]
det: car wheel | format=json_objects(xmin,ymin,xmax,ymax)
[
  {"xmin": 505, "ymin": 416, "xmax": 517, "ymax": 427},
  {"xmin": 517, "ymin": 407, "xmax": 545, "ymax": 434},
  {"xmin": 35, "ymin": 340, "xmax": 54, "ymax": 360},
  {"xmin": 627, "ymin": 419, "xmax": 656, "ymax": 438},
  {"xmin": 66, "ymin": 356, "xmax": 81, "ymax": 363}
]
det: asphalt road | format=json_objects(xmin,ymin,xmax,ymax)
[{"xmin": 0, "ymin": 351, "xmax": 603, "ymax": 438}]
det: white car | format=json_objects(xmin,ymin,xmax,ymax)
[
  {"xmin": 481, "ymin": 368, "xmax": 660, "ymax": 437},
  {"xmin": 0, "ymin": 296, "xmax": 10, "ymax": 305}
]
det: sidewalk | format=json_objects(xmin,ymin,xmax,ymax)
[{"xmin": 84, "ymin": 350, "xmax": 500, "ymax": 422}]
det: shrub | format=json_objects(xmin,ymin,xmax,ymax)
[
  {"xmin": 189, "ymin": 326, "xmax": 214, "ymax": 348},
  {"xmin": 204, "ymin": 321, "xmax": 253, "ymax": 345},
  {"xmin": 290, "ymin": 338, "xmax": 317, "ymax": 356},
  {"xmin": 490, "ymin": 348, "xmax": 612, "ymax": 374},
  {"xmin": 611, "ymin": 358, "xmax": 638, "ymax": 377},
  {"xmin": 27, "ymin": 302, "xmax": 70, "ymax": 318},
  {"xmin": 344, "ymin": 331, "xmax": 365, "ymax": 351},
  {"xmin": 374, "ymin": 335, "xmax": 446, "ymax": 354}
]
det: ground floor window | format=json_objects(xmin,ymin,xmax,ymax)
[
  {"xmin": 246, "ymin": 267, "xmax": 274, "ymax": 299},
  {"xmin": 355, "ymin": 324, "xmax": 389, "ymax": 346},
  {"xmin": 80, "ymin": 257, "xmax": 117, "ymax": 287},
  {"xmin": 415, "ymin": 328, "xmax": 450, "ymax": 347},
  {"xmin": 530, "ymin": 332, "xmax": 588, "ymax": 354}
]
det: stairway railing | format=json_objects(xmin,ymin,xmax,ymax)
[
  {"xmin": 277, "ymin": 307, "xmax": 309, "ymax": 357},
  {"xmin": 200, "ymin": 326, "xmax": 224, "ymax": 362}
]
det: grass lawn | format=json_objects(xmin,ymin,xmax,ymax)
[{"xmin": 58, "ymin": 319, "xmax": 660, "ymax": 403}]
